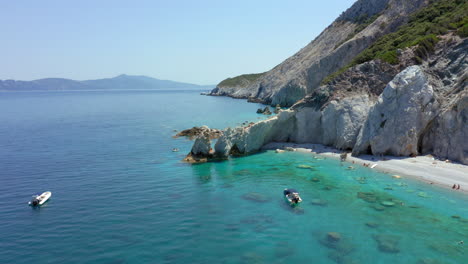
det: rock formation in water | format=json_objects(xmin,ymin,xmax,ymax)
[
  {"xmin": 174, "ymin": 126, "xmax": 222, "ymax": 140},
  {"xmin": 187, "ymin": 0, "xmax": 467, "ymax": 165}
]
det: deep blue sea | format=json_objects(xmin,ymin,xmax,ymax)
[{"xmin": 0, "ymin": 90, "xmax": 467, "ymax": 264}]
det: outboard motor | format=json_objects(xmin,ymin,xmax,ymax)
[{"xmin": 31, "ymin": 198, "xmax": 39, "ymax": 206}]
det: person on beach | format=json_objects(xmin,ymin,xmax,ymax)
[{"xmin": 453, "ymin": 184, "xmax": 457, "ymax": 189}]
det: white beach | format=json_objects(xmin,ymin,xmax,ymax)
[{"xmin": 263, "ymin": 142, "xmax": 468, "ymax": 194}]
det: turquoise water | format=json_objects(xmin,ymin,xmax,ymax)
[{"xmin": 0, "ymin": 90, "xmax": 466, "ymax": 264}]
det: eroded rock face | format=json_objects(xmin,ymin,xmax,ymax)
[
  {"xmin": 290, "ymin": 94, "xmax": 372, "ymax": 150},
  {"xmin": 321, "ymin": 95, "xmax": 372, "ymax": 149},
  {"xmin": 189, "ymin": 37, "xmax": 467, "ymax": 165},
  {"xmin": 214, "ymin": 110, "xmax": 296, "ymax": 156},
  {"xmin": 419, "ymin": 38, "xmax": 468, "ymax": 164},
  {"xmin": 190, "ymin": 133, "xmax": 211, "ymax": 156},
  {"xmin": 183, "ymin": 128, "xmax": 217, "ymax": 163},
  {"xmin": 422, "ymin": 93, "xmax": 468, "ymax": 164},
  {"xmin": 353, "ymin": 66, "xmax": 439, "ymax": 156}
]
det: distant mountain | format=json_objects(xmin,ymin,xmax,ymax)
[{"xmin": 0, "ymin": 74, "xmax": 214, "ymax": 91}]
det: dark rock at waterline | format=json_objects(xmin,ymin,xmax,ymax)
[
  {"xmin": 174, "ymin": 126, "xmax": 222, "ymax": 140},
  {"xmin": 256, "ymin": 106, "xmax": 272, "ymax": 115},
  {"xmin": 274, "ymin": 104, "xmax": 281, "ymax": 114},
  {"xmin": 242, "ymin": 192, "xmax": 270, "ymax": 203},
  {"xmin": 373, "ymin": 234, "xmax": 401, "ymax": 253}
]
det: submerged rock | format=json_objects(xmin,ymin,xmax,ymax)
[
  {"xmin": 429, "ymin": 241, "xmax": 465, "ymax": 255},
  {"xmin": 381, "ymin": 200, "xmax": 396, "ymax": 207},
  {"xmin": 417, "ymin": 258, "xmax": 449, "ymax": 264},
  {"xmin": 365, "ymin": 222, "xmax": 379, "ymax": 228},
  {"xmin": 327, "ymin": 232, "xmax": 342, "ymax": 242},
  {"xmin": 274, "ymin": 242, "xmax": 295, "ymax": 258},
  {"xmin": 319, "ymin": 232, "xmax": 355, "ymax": 256},
  {"xmin": 357, "ymin": 192, "xmax": 377, "ymax": 203},
  {"xmin": 241, "ymin": 252, "xmax": 264, "ymax": 264},
  {"xmin": 328, "ymin": 251, "xmax": 359, "ymax": 264},
  {"xmin": 241, "ymin": 192, "xmax": 270, "ymax": 203},
  {"xmin": 311, "ymin": 199, "xmax": 328, "ymax": 206},
  {"xmin": 371, "ymin": 204, "xmax": 385, "ymax": 211},
  {"xmin": 297, "ymin": 164, "xmax": 316, "ymax": 170},
  {"xmin": 373, "ymin": 234, "xmax": 401, "ymax": 253}
]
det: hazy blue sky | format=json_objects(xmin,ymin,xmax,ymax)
[{"xmin": 1, "ymin": 0, "xmax": 356, "ymax": 84}]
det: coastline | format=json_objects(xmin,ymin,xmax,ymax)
[{"xmin": 262, "ymin": 142, "xmax": 468, "ymax": 194}]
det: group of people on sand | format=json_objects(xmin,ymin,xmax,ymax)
[{"xmin": 452, "ymin": 184, "xmax": 461, "ymax": 190}]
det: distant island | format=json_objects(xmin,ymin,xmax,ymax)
[{"xmin": 0, "ymin": 74, "xmax": 214, "ymax": 91}]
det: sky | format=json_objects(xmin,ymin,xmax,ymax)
[{"xmin": 0, "ymin": 0, "xmax": 356, "ymax": 84}]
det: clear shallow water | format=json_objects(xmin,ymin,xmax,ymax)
[{"xmin": 0, "ymin": 90, "xmax": 466, "ymax": 264}]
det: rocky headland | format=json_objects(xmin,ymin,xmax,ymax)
[{"xmin": 186, "ymin": 0, "xmax": 467, "ymax": 169}]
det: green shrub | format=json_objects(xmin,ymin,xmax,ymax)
[
  {"xmin": 458, "ymin": 23, "xmax": 468, "ymax": 37},
  {"xmin": 218, "ymin": 73, "xmax": 265, "ymax": 87},
  {"xmin": 323, "ymin": 0, "xmax": 468, "ymax": 84}
]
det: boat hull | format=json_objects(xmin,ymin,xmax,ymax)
[{"xmin": 29, "ymin": 191, "xmax": 52, "ymax": 206}]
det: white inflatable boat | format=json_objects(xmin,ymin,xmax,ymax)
[
  {"xmin": 284, "ymin": 188, "xmax": 302, "ymax": 206},
  {"xmin": 29, "ymin": 191, "xmax": 52, "ymax": 206}
]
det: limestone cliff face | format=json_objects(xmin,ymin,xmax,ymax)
[
  {"xmin": 211, "ymin": 0, "xmax": 427, "ymax": 106},
  {"xmin": 421, "ymin": 93, "xmax": 468, "ymax": 164},
  {"xmin": 420, "ymin": 37, "xmax": 468, "ymax": 164},
  {"xmin": 193, "ymin": 36, "xmax": 467, "ymax": 164},
  {"xmin": 352, "ymin": 66, "xmax": 439, "ymax": 156},
  {"xmin": 189, "ymin": 0, "xmax": 467, "ymax": 165}
]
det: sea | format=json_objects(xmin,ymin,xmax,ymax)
[{"xmin": 0, "ymin": 90, "xmax": 466, "ymax": 264}]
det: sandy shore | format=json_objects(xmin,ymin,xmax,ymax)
[{"xmin": 262, "ymin": 142, "xmax": 468, "ymax": 194}]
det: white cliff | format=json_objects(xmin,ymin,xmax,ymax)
[{"xmin": 353, "ymin": 66, "xmax": 439, "ymax": 156}]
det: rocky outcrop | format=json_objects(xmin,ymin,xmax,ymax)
[
  {"xmin": 256, "ymin": 106, "xmax": 272, "ymax": 115},
  {"xmin": 174, "ymin": 126, "xmax": 222, "ymax": 140},
  {"xmin": 192, "ymin": 57, "xmax": 467, "ymax": 164},
  {"xmin": 291, "ymin": 95, "xmax": 372, "ymax": 149},
  {"xmin": 182, "ymin": 127, "xmax": 217, "ymax": 163},
  {"xmin": 353, "ymin": 66, "xmax": 439, "ymax": 156},
  {"xmin": 211, "ymin": 0, "xmax": 427, "ymax": 106},
  {"xmin": 188, "ymin": 1, "xmax": 467, "ymax": 165},
  {"xmin": 417, "ymin": 37, "xmax": 467, "ymax": 163},
  {"xmin": 214, "ymin": 110, "xmax": 297, "ymax": 156}
]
